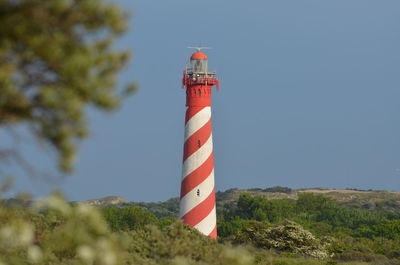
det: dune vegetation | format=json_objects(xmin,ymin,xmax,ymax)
[{"xmin": 1, "ymin": 189, "xmax": 399, "ymax": 265}]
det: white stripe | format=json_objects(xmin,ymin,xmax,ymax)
[
  {"xmin": 182, "ymin": 134, "xmax": 213, "ymax": 179},
  {"xmin": 194, "ymin": 206, "xmax": 216, "ymax": 236},
  {"xmin": 185, "ymin": 107, "xmax": 211, "ymax": 141},
  {"xmin": 179, "ymin": 170, "xmax": 215, "ymax": 217}
]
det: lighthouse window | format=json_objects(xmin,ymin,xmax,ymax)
[
  {"xmin": 197, "ymin": 140, "xmax": 201, "ymax": 148},
  {"xmin": 197, "ymin": 189, "xmax": 200, "ymax": 196},
  {"xmin": 191, "ymin": 59, "xmax": 207, "ymax": 73},
  {"xmin": 197, "ymin": 89, "xmax": 201, "ymax": 96}
]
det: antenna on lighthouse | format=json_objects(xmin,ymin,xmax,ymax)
[{"xmin": 187, "ymin": 46, "xmax": 212, "ymax": 52}]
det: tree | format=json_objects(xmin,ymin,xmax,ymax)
[
  {"xmin": 102, "ymin": 206, "xmax": 158, "ymax": 231},
  {"xmin": 236, "ymin": 193, "xmax": 295, "ymax": 222},
  {"xmin": 0, "ymin": 0, "xmax": 136, "ymax": 173}
]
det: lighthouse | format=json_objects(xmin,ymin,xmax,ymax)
[{"xmin": 180, "ymin": 48, "xmax": 219, "ymax": 239}]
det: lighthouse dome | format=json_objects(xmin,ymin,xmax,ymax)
[{"xmin": 191, "ymin": 51, "xmax": 208, "ymax": 60}]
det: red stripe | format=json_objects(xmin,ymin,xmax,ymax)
[
  {"xmin": 208, "ymin": 225, "xmax": 217, "ymax": 239},
  {"xmin": 185, "ymin": 106, "xmax": 206, "ymax": 123},
  {"xmin": 181, "ymin": 189, "xmax": 215, "ymax": 227},
  {"xmin": 180, "ymin": 153, "xmax": 214, "ymax": 198},
  {"xmin": 183, "ymin": 119, "xmax": 212, "ymax": 161}
]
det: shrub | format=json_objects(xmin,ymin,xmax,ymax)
[
  {"xmin": 235, "ymin": 220, "xmax": 331, "ymax": 259},
  {"xmin": 264, "ymin": 186, "xmax": 293, "ymax": 194},
  {"xmin": 102, "ymin": 205, "xmax": 158, "ymax": 231}
]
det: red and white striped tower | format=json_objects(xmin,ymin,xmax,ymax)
[{"xmin": 180, "ymin": 48, "xmax": 219, "ymax": 239}]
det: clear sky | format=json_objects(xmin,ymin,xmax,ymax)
[{"xmin": 4, "ymin": 0, "xmax": 400, "ymax": 201}]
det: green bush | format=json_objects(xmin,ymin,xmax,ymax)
[
  {"xmin": 102, "ymin": 206, "xmax": 158, "ymax": 231},
  {"xmin": 234, "ymin": 220, "xmax": 331, "ymax": 259},
  {"xmin": 0, "ymin": 194, "xmax": 126, "ymax": 265}
]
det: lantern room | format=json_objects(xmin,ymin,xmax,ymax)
[
  {"xmin": 185, "ymin": 49, "xmax": 216, "ymax": 79},
  {"xmin": 190, "ymin": 51, "xmax": 208, "ymax": 73}
]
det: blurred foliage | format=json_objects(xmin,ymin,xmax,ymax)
[
  {"xmin": 0, "ymin": 194, "xmax": 125, "ymax": 265},
  {"xmin": 0, "ymin": 0, "xmax": 136, "ymax": 172}
]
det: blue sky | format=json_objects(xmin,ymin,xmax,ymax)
[{"xmin": 4, "ymin": 0, "xmax": 400, "ymax": 201}]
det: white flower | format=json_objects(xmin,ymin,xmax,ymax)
[
  {"xmin": 0, "ymin": 221, "xmax": 34, "ymax": 247},
  {"xmin": 100, "ymin": 251, "xmax": 117, "ymax": 265},
  {"xmin": 18, "ymin": 223, "xmax": 35, "ymax": 246},
  {"xmin": 76, "ymin": 204, "xmax": 108, "ymax": 234},
  {"xmin": 96, "ymin": 238, "xmax": 117, "ymax": 265},
  {"xmin": 27, "ymin": 245, "xmax": 43, "ymax": 263},
  {"xmin": 77, "ymin": 245, "xmax": 95, "ymax": 264}
]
